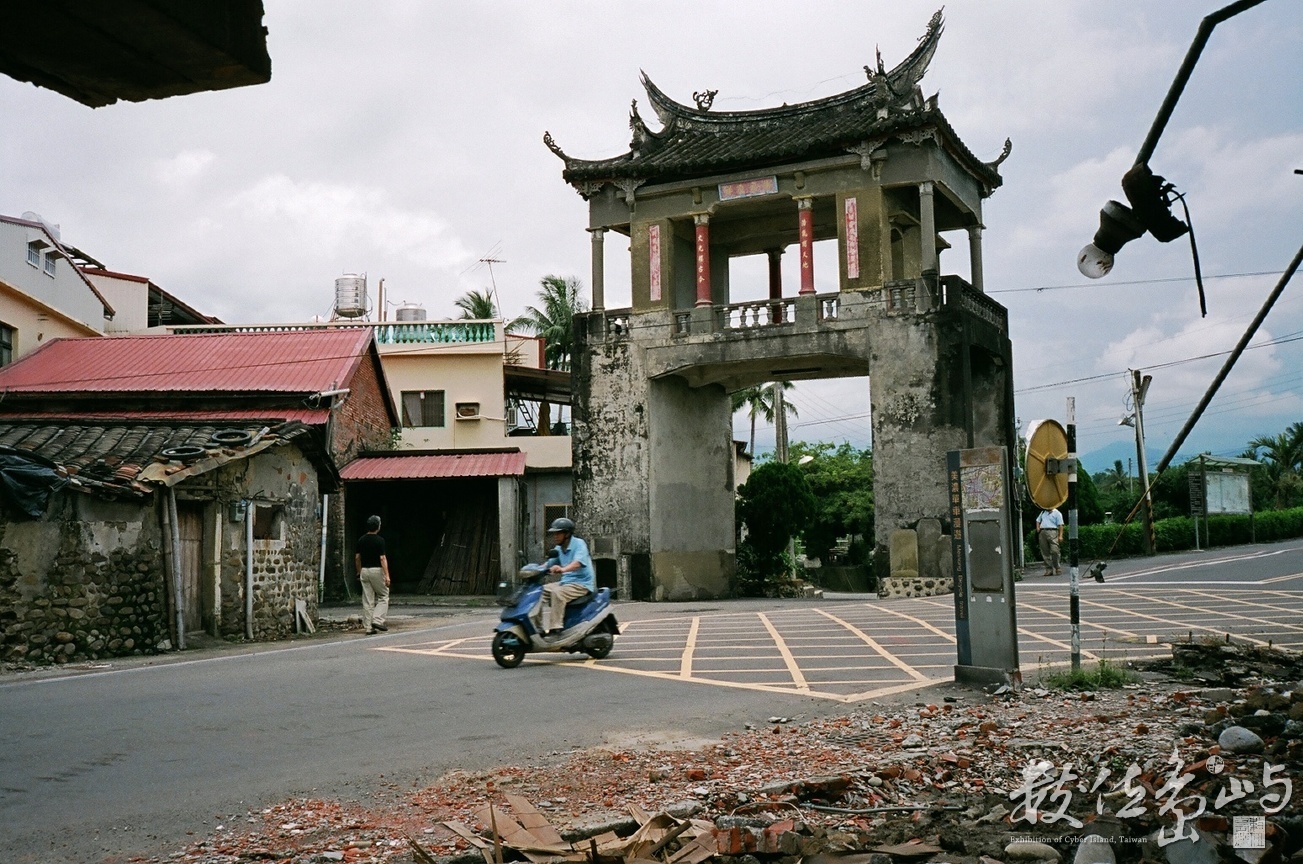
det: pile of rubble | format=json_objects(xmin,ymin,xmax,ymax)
[{"xmin": 155, "ymin": 644, "xmax": 1302, "ymax": 864}]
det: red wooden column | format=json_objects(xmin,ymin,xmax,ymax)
[
  {"xmin": 797, "ymin": 197, "xmax": 815, "ymax": 295},
  {"xmin": 767, "ymin": 248, "xmax": 783, "ymax": 323},
  {"xmin": 694, "ymin": 214, "xmax": 712, "ymax": 307}
]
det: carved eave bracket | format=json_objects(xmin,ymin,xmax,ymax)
[
  {"xmin": 543, "ymin": 131, "xmax": 569, "ymax": 162},
  {"xmin": 986, "ymin": 137, "xmax": 1013, "ymax": 169},
  {"xmin": 615, "ymin": 177, "xmax": 646, "ymax": 208},
  {"xmin": 848, "ymin": 136, "xmax": 891, "ymax": 178}
]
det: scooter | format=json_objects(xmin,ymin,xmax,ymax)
[{"xmin": 491, "ymin": 563, "xmax": 619, "ymax": 668}]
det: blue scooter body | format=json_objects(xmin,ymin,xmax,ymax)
[{"xmin": 492, "ymin": 564, "xmax": 618, "ymax": 667}]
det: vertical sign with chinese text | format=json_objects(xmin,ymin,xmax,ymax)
[
  {"xmin": 648, "ymin": 223, "xmax": 662, "ymax": 302},
  {"xmin": 844, "ymin": 196, "xmax": 860, "ymax": 280}
]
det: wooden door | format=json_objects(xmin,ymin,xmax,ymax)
[{"xmin": 177, "ymin": 503, "xmax": 205, "ymax": 633}]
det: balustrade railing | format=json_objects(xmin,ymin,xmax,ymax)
[
  {"xmin": 717, "ymin": 298, "xmax": 795, "ymax": 331},
  {"xmin": 174, "ymin": 320, "xmax": 498, "ymax": 344}
]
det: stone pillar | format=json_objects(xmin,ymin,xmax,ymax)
[
  {"xmin": 919, "ymin": 182, "xmax": 937, "ymax": 273},
  {"xmin": 967, "ymin": 225, "xmax": 984, "ymax": 293},
  {"xmin": 589, "ymin": 227, "xmax": 606, "ymax": 311},
  {"xmin": 797, "ymin": 198, "xmax": 815, "ymax": 295},
  {"xmin": 694, "ymin": 214, "xmax": 712, "ymax": 308},
  {"xmin": 767, "ymin": 248, "xmax": 783, "ymax": 323}
]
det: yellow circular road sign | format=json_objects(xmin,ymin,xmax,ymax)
[{"xmin": 1025, "ymin": 419, "xmax": 1069, "ymax": 510}]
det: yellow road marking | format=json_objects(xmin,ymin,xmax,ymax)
[
  {"xmin": 1075, "ymin": 592, "xmax": 1270, "ymax": 647},
  {"xmin": 1016, "ymin": 627, "xmax": 1100, "ymax": 660},
  {"xmin": 682, "ymin": 617, "xmax": 703, "ymax": 677},
  {"xmin": 757, "ymin": 612, "xmax": 810, "ymax": 692},
  {"xmin": 814, "ymin": 609, "xmax": 931, "ymax": 682},
  {"xmin": 1106, "ymin": 588, "xmax": 1284, "ymax": 641},
  {"xmin": 1016, "ymin": 600, "xmax": 1141, "ymax": 640},
  {"xmin": 1175, "ymin": 589, "xmax": 1303, "ymax": 624},
  {"xmin": 1262, "ymin": 572, "xmax": 1303, "ymax": 584},
  {"xmin": 868, "ymin": 603, "xmax": 958, "ymax": 643}
]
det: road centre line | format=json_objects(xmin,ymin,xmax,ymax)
[
  {"xmin": 757, "ymin": 612, "xmax": 811, "ymax": 691},
  {"xmin": 1101, "ymin": 547, "xmax": 1303, "ymax": 582},
  {"xmin": 1105, "ymin": 588, "xmax": 1302, "ymax": 635},
  {"xmin": 814, "ymin": 609, "xmax": 931, "ymax": 682}
]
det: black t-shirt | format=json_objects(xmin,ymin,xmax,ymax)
[{"xmin": 356, "ymin": 533, "xmax": 386, "ymax": 567}]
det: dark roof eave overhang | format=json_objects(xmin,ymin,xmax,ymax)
[{"xmin": 562, "ymin": 109, "xmax": 1002, "ymax": 197}]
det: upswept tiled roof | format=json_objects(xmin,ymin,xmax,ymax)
[
  {"xmin": 547, "ymin": 10, "xmax": 1004, "ymax": 195},
  {"xmin": 0, "ymin": 329, "xmax": 375, "ymax": 395},
  {"xmin": 0, "ymin": 420, "xmax": 311, "ymax": 498}
]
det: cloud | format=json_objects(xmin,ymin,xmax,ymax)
[{"xmin": 152, "ymin": 149, "xmax": 216, "ymax": 187}]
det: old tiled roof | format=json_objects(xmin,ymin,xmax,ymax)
[
  {"xmin": 0, "ymin": 329, "xmax": 375, "ymax": 395},
  {"xmin": 548, "ymin": 11, "xmax": 1003, "ymax": 195},
  {"xmin": 0, "ymin": 420, "xmax": 311, "ymax": 498},
  {"xmin": 340, "ymin": 450, "xmax": 527, "ymax": 481}
]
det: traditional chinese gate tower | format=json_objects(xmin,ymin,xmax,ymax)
[{"xmin": 548, "ymin": 11, "xmax": 1016, "ymax": 600}]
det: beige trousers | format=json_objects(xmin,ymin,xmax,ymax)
[
  {"xmin": 1037, "ymin": 529, "xmax": 1061, "ymax": 572},
  {"xmin": 539, "ymin": 582, "xmax": 590, "ymax": 633},
  {"xmin": 360, "ymin": 566, "xmax": 389, "ymax": 628}
]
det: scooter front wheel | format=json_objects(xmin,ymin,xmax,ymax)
[{"xmin": 492, "ymin": 631, "xmax": 526, "ymax": 668}]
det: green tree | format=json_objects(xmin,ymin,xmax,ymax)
[
  {"xmin": 737, "ymin": 461, "xmax": 816, "ymax": 590},
  {"xmin": 453, "ymin": 288, "xmax": 497, "ymax": 320},
  {"xmin": 788, "ymin": 441, "xmax": 874, "ymax": 564},
  {"xmin": 1244, "ymin": 426, "xmax": 1303, "ymax": 509},
  {"xmin": 514, "ymin": 275, "xmax": 587, "ymax": 371}
]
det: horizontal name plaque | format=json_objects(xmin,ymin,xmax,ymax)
[{"xmin": 718, "ymin": 176, "xmax": 778, "ymax": 201}]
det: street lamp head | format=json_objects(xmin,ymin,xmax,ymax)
[
  {"xmin": 1119, "ymin": 415, "xmax": 1135, "ymax": 427},
  {"xmin": 1078, "ymin": 200, "xmax": 1145, "ymax": 279},
  {"xmin": 797, "ymin": 454, "xmax": 815, "ymax": 466}
]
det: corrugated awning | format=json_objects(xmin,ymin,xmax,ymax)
[{"xmin": 341, "ymin": 451, "xmax": 527, "ymax": 481}]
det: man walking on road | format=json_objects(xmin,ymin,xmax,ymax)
[
  {"xmin": 1036, "ymin": 507, "xmax": 1064, "ymax": 576},
  {"xmin": 355, "ymin": 515, "xmax": 390, "ymax": 634}
]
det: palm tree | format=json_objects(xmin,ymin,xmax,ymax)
[
  {"xmin": 454, "ymin": 288, "xmax": 497, "ymax": 320},
  {"xmin": 1245, "ymin": 429, "xmax": 1303, "ymax": 509},
  {"xmin": 731, "ymin": 382, "xmax": 797, "ymax": 455},
  {"xmin": 1098, "ymin": 459, "xmax": 1128, "ymax": 492},
  {"xmin": 513, "ymin": 275, "xmax": 587, "ymax": 371}
]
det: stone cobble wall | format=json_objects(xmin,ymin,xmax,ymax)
[
  {"xmin": 877, "ymin": 574, "xmax": 953, "ymax": 598},
  {"xmin": 0, "ymin": 500, "xmax": 168, "ymax": 665},
  {"xmin": 214, "ymin": 445, "xmax": 322, "ymax": 640}
]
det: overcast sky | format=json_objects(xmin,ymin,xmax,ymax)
[{"xmin": 2, "ymin": 1, "xmax": 1300, "ymax": 470}]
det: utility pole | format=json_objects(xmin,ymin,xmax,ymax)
[{"xmin": 1131, "ymin": 370, "xmax": 1157, "ymax": 556}]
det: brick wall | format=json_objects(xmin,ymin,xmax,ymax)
[{"xmin": 331, "ymin": 349, "xmax": 394, "ymax": 464}]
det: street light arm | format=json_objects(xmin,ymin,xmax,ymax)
[{"xmin": 1135, "ymin": 0, "xmax": 1269, "ymax": 166}]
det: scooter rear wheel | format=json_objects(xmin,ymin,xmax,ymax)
[
  {"xmin": 584, "ymin": 641, "xmax": 613, "ymax": 660},
  {"xmin": 492, "ymin": 631, "xmax": 526, "ymax": 668}
]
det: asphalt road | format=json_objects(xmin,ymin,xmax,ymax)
[{"xmin": 2, "ymin": 537, "xmax": 1300, "ymax": 863}]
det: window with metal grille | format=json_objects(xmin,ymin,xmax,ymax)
[
  {"xmin": 543, "ymin": 504, "xmax": 571, "ymax": 529},
  {"xmin": 400, "ymin": 390, "xmax": 445, "ymax": 427},
  {"xmin": 43, "ymin": 253, "xmax": 56, "ymax": 276},
  {"xmin": 0, "ymin": 323, "xmax": 12, "ymax": 366},
  {"xmin": 26, "ymin": 243, "xmax": 40, "ymax": 267}
]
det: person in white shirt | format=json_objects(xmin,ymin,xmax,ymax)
[{"xmin": 1035, "ymin": 508, "xmax": 1065, "ymax": 576}]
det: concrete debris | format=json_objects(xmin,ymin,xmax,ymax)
[{"xmin": 147, "ymin": 642, "xmax": 1303, "ymax": 864}]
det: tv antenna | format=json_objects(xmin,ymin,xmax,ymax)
[{"xmin": 480, "ymin": 256, "xmax": 505, "ymax": 317}]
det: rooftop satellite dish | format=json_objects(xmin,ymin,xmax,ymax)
[{"xmin": 1025, "ymin": 419, "xmax": 1069, "ymax": 510}]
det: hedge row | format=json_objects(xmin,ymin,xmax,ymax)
[{"xmin": 1027, "ymin": 506, "xmax": 1303, "ymax": 561}]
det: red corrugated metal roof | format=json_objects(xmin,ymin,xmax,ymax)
[
  {"xmin": 341, "ymin": 451, "xmax": 526, "ymax": 481},
  {"xmin": 0, "ymin": 408, "xmax": 332, "ymax": 424},
  {"xmin": 0, "ymin": 330, "xmax": 374, "ymax": 394}
]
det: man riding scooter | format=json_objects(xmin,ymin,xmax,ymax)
[{"xmin": 535, "ymin": 517, "xmax": 594, "ymax": 639}]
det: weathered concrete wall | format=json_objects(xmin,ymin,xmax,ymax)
[
  {"xmin": 0, "ymin": 494, "xmax": 168, "ymax": 665},
  {"xmin": 572, "ymin": 316, "xmax": 653, "ymax": 579},
  {"xmin": 868, "ymin": 308, "xmax": 969, "ymax": 549},
  {"xmin": 647, "ymin": 376, "xmax": 735, "ymax": 599}
]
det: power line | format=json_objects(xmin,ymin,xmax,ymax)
[{"xmin": 990, "ymin": 270, "xmax": 1282, "ymax": 295}]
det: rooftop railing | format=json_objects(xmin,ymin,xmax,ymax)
[{"xmin": 174, "ymin": 320, "xmax": 500, "ymax": 344}]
